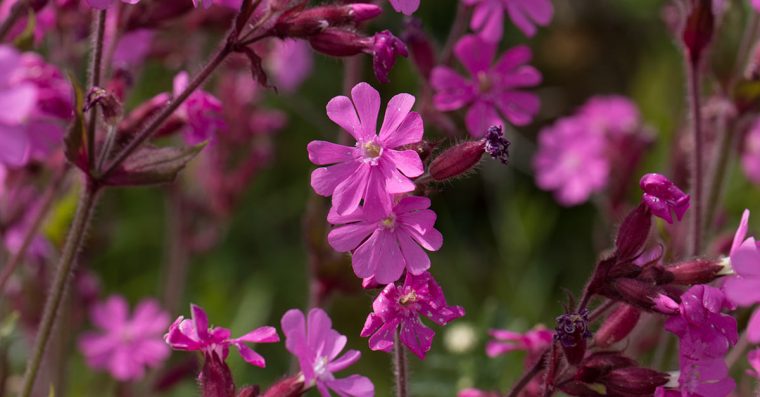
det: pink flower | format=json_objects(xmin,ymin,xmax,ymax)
[
  {"xmin": 458, "ymin": 389, "xmax": 499, "ymax": 397},
  {"xmin": 113, "ymin": 29, "xmax": 154, "ymax": 69},
  {"xmin": 640, "ymin": 173, "xmax": 690, "ymax": 224},
  {"xmin": 78, "ymin": 296, "xmax": 170, "ymax": 381},
  {"xmin": 360, "ymin": 272, "xmax": 464, "ymax": 359},
  {"xmin": 753, "ymin": 0, "xmax": 760, "ymax": 12},
  {"xmin": 462, "ymin": 0, "xmax": 553, "ymax": 42},
  {"xmin": 173, "ymin": 72, "xmax": 225, "ymax": 145},
  {"xmin": 86, "ymin": 0, "xmax": 139, "ymax": 9},
  {"xmin": 578, "ymin": 95, "xmax": 640, "ymax": 137},
  {"xmin": 307, "ymin": 82, "xmax": 424, "ymax": 215},
  {"xmin": 533, "ymin": 116, "xmax": 609, "ymax": 206},
  {"xmin": 741, "ymin": 119, "xmax": 760, "ymax": 184},
  {"xmin": 431, "ymin": 35, "xmax": 541, "ymax": 137},
  {"xmin": 749, "ymin": 348, "xmax": 760, "ymax": 379},
  {"xmin": 486, "ymin": 325, "xmax": 552, "ymax": 360},
  {"xmin": 664, "ymin": 285, "xmax": 737, "ymax": 397},
  {"xmin": 388, "ymin": 0, "xmax": 420, "ymax": 15},
  {"xmin": 281, "ymin": 308, "xmax": 374, "ymax": 397},
  {"xmin": 328, "ymin": 196, "xmax": 442, "ymax": 284},
  {"xmin": 266, "ymin": 39, "xmax": 314, "ymax": 93},
  {"xmin": 164, "ymin": 304, "xmax": 280, "ymax": 367},
  {"xmin": 370, "ymin": 30, "xmax": 409, "ymax": 84},
  {"xmin": 722, "ymin": 210, "xmax": 760, "ymax": 342}
]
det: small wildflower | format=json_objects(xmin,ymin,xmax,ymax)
[
  {"xmin": 360, "ymin": 272, "xmax": 464, "ymax": 359},
  {"xmin": 173, "ymin": 72, "xmax": 225, "ymax": 145},
  {"xmin": 486, "ymin": 325, "xmax": 552, "ymax": 360},
  {"xmin": 639, "ymin": 173, "xmax": 690, "ymax": 224},
  {"xmin": 370, "ymin": 31, "xmax": 409, "ymax": 84},
  {"xmin": 461, "ymin": 0, "xmax": 553, "ymax": 42}
]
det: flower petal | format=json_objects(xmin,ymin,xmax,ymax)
[
  {"xmin": 327, "ymin": 95, "xmax": 362, "ymax": 141},
  {"xmin": 308, "ymin": 141, "xmax": 356, "ymax": 165},
  {"xmin": 328, "ymin": 222, "xmax": 378, "ymax": 252},
  {"xmin": 311, "ymin": 161, "xmax": 360, "ymax": 197},
  {"xmin": 454, "ymin": 35, "xmax": 495, "ymax": 76},
  {"xmin": 379, "ymin": 93, "xmax": 415, "ymax": 143},
  {"xmin": 324, "ymin": 375, "xmax": 374, "ymax": 397},
  {"xmin": 351, "ymin": 83, "xmax": 381, "ymax": 140}
]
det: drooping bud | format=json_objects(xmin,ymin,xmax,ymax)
[
  {"xmin": 84, "ymin": 87, "xmax": 123, "ymax": 126},
  {"xmin": 594, "ymin": 304, "xmax": 641, "ymax": 347},
  {"xmin": 261, "ymin": 376, "xmax": 304, "ymax": 397},
  {"xmin": 599, "ymin": 367, "xmax": 669, "ymax": 396},
  {"xmin": 484, "ymin": 125, "xmax": 510, "ymax": 164},
  {"xmin": 555, "ymin": 310, "xmax": 591, "ymax": 365},
  {"xmin": 428, "ymin": 141, "xmax": 486, "ymax": 181},
  {"xmin": 199, "ymin": 352, "xmax": 236, "ymax": 397},
  {"xmin": 402, "ymin": 18, "xmax": 436, "ymax": 79},
  {"xmin": 370, "ymin": 30, "xmax": 408, "ymax": 83},
  {"xmin": 664, "ymin": 258, "xmax": 726, "ymax": 285},
  {"xmin": 639, "ymin": 173, "xmax": 690, "ymax": 224},
  {"xmin": 615, "ymin": 203, "xmax": 652, "ymax": 260},
  {"xmin": 682, "ymin": 0, "xmax": 715, "ymax": 65}
]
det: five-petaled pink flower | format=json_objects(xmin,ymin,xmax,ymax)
[
  {"xmin": 486, "ymin": 325, "xmax": 552, "ymax": 360},
  {"xmin": 328, "ymin": 195, "xmax": 442, "ymax": 284},
  {"xmin": 173, "ymin": 72, "xmax": 226, "ymax": 145},
  {"xmin": 282, "ymin": 308, "xmax": 374, "ymax": 397},
  {"xmin": 164, "ymin": 304, "xmax": 279, "ymax": 367},
  {"xmin": 533, "ymin": 116, "xmax": 609, "ymax": 206},
  {"xmin": 86, "ymin": 0, "xmax": 139, "ymax": 9},
  {"xmin": 308, "ymin": 82, "xmax": 424, "ymax": 215},
  {"xmin": 462, "ymin": 0, "xmax": 553, "ymax": 42},
  {"xmin": 431, "ymin": 35, "xmax": 541, "ymax": 137},
  {"xmin": 78, "ymin": 296, "xmax": 170, "ymax": 381},
  {"xmin": 360, "ymin": 271, "xmax": 464, "ymax": 359},
  {"xmin": 388, "ymin": 0, "xmax": 420, "ymax": 15},
  {"xmin": 639, "ymin": 173, "xmax": 690, "ymax": 224},
  {"xmin": 578, "ymin": 95, "xmax": 640, "ymax": 137},
  {"xmin": 723, "ymin": 210, "xmax": 760, "ymax": 342}
]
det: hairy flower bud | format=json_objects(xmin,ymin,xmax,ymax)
[
  {"xmin": 594, "ymin": 304, "xmax": 641, "ymax": 347},
  {"xmin": 308, "ymin": 28, "xmax": 366, "ymax": 57},
  {"xmin": 429, "ymin": 141, "xmax": 486, "ymax": 181},
  {"xmin": 274, "ymin": 4, "xmax": 381, "ymax": 38},
  {"xmin": 664, "ymin": 258, "xmax": 727, "ymax": 285},
  {"xmin": 237, "ymin": 386, "xmax": 260, "ymax": 397},
  {"xmin": 261, "ymin": 376, "xmax": 304, "ymax": 397},
  {"xmin": 615, "ymin": 203, "xmax": 651, "ymax": 260},
  {"xmin": 371, "ymin": 30, "xmax": 408, "ymax": 83},
  {"xmin": 576, "ymin": 351, "xmax": 637, "ymax": 383},
  {"xmin": 682, "ymin": 0, "xmax": 715, "ymax": 65},
  {"xmin": 608, "ymin": 279, "xmax": 679, "ymax": 315},
  {"xmin": 200, "ymin": 352, "xmax": 236, "ymax": 397},
  {"xmin": 555, "ymin": 310, "xmax": 591, "ymax": 365},
  {"xmin": 600, "ymin": 367, "xmax": 669, "ymax": 396}
]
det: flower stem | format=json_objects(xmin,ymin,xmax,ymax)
[
  {"xmin": 0, "ymin": 0, "xmax": 28, "ymax": 41},
  {"xmin": 440, "ymin": 1, "xmax": 470, "ymax": 65},
  {"xmin": 18, "ymin": 181, "xmax": 100, "ymax": 397},
  {"xmin": 541, "ymin": 342, "xmax": 559, "ymax": 397},
  {"xmin": 86, "ymin": 9, "xmax": 107, "ymax": 171},
  {"xmin": 0, "ymin": 167, "xmax": 68, "ymax": 292},
  {"xmin": 504, "ymin": 350, "xmax": 548, "ymax": 397},
  {"xmin": 99, "ymin": 43, "xmax": 232, "ymax": 180},
  {"xmin": 687, "ymin": 62, "xmax": 704, "ymax": 256},
  {"xmin": 393, "ymin": 331, "xmax": 408, "ymax": 397}
]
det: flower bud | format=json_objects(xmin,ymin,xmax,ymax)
[
  {"xmin": 600, "ymin": 367, "xmax": 669, "ymax": 396},
  {"xmin": 371, "ymin": 30, "xmax": 408, "ymax": 83},
  {"xmin": 576, "ymin": 351, "xmax": 637, "ymax": 383},
  {"xmin": 608, "ymin": 279, "xmax": 678, "ymax": 315},
  {"xmin": 640, "ymin": 173, "xmax": 690, "ymax": 224},
  {"xmin": 594, "ymin": 304, "xmax": 641, "ymax": 347},
  {"xmin": 682, "ymin": 0, "xmax": 715, "ymax": 65},
  {"xmin": 555, "ymin": 310, "xmax": 591, "ymax": 365},
  {"xmin": 274, "ymin": 4, "xmax": 381, "ymax": 38},
  {"xmin": 84, "ymin": 87, "xmax": 123, "ymax": 126},
  {"xmin": 308, "ymin": 28, "xmax": 367, "ymax": 57},
  {"xmin": 199, "ymin": 352, "xmax": 235, "ymax": 397},
  {"xmin": 261, "ymin": 376, "xmax": 304, "ymax": 397},
  {"xmin": 664, "ymin": 258, "xmax": 726, "ymax": 285},
  {"xmin": 615, "ymin": 203, "xmax": 651, "ymax": 260},
  {"xmin": 428, "ymin": 141, "xmax": 486, "ymax": 181},
  {"xmin": 402, "ymin": 18, "xmax": 436, "ymax": 79},
  {"xmin": 119, "ymin": 93, "xmax": 184, "ymax": 139},
  {"xmin": 237, "ymin": 386, "xmax": 260, "ymax": 397}
]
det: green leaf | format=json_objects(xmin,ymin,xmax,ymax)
[
  {"xmin": 0, "ymin": 312, "xmax": 18, "ymax": 339},
  {"xmin": 102, "ymin": 143, "xmax": 207, "ymax": 187}
]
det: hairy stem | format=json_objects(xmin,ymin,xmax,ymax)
[
  {"xmin": 541, "ymin": 342, "xmax": 559, "ymax": 397},
  {"xmin": 394, "ymin": 331, "xmax": 408, "ymax": 397},
  {"xmin": 687, "ymin": 62, "xmax": 704, "ymax": 256},
  {"xmin": 505, "ymin": 350, "xmax": 548, "ymax": 397},
  {"xmin": 0, "ymin": 0, "xmax": 28, "ymax": 41},
  {"xmin": 86, "ymin": 9, "xmax": 107, "ymax": 171},
  {"xmin": 0, "ymin": 167, "xmax": 68, "ymax": 291},
  {"xmin": 19, "ymin": 182, "xmax": 100, "ymax": 397}
]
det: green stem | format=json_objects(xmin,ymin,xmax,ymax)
[
  {"xmin": 18, "ymin": 182, "xmax": 100, "ymax": 397},
  {"xmin": 393, "ymin": 331, "xmax": 408, "ymax": 397}
]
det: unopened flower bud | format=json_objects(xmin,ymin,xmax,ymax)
[
  {"xmin": 600, "ymin": 367, "xmax": 669, "ymax": 396},
  {"xmin": 119, "ymin": 93, "xmax": 184, "ymax": 139},
  {"xmin": 308, "ymin": 28, "xmax": 366, "ymax": 57},
  {"xmin": 371, "ymin": 30, "xmax": 408, "ymax": 83},
  {"xmin": 274, "ymin": 4, "xmax": 381, "ymax": 38},
  {"xmin": 429, "ymin": 141, "xmax": 486, "ymax": 181},
  {"xmin": 615, "ymin": 203, "xmax": 652, "ymax": 260},
  {"xmin": 84, "ymin": 87, "xmax": 123, "ymax": 126},
  {"xmin": 576, "ymin": 351, "xmax": 636, "ymax": 383},
  {"xmin": 682, "ymin": 0, "xmax": 715, "ymax": 65},
  {"xmin": 640, "ymin": 173, "xmax": 690, "ymax": 224},
  {"xmin": 594, "ymin": 304, "xmax": 641, "ymax": 347},
  {"xmin": 664, "ymin": 258, "xmax": 726, "ymax": 285},
  {"xmin": 555, "ymin": 310, "xmax": 591, "ymax": 365},
  {"xmin": 261, "ymin": 376, "xmax": 304, "ymax": 397},
  {"xmin": 609, "ymin": 279, "xmax": 678, "ymax": 315},
  {"xmin": 402, "ymin": 18, "xmax": 436, "ymax": 79},
  {"xmin": 199, "ymin": 352, "xmax": 235, "ymax": 397}
]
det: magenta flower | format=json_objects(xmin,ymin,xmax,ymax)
[
  {"xmin": 462, "ymin": 0, "xmax": 553, "ymax": 42},
  {"xmin": 388, "ymin": 0, "xmax": 420, "ymax": 15},
  {"xmin": 328, "ymin": 196, "xmax": 442, "ymax": 284},
  {"xmin": 370, "ymin": 31, "xmax": 409, "ymax": 84},
  {"xmin": 281, "ymin": 308, "xmax": 374, "ymax": 397},
  {"xmin": 639, "ymin": 173, "xmax": 690, "ymax": 224},
  {"xmin": 753, "ymin": 0, "xmax": 760, "ymax": 12},
  {"xmin": 458, "ymin": 389, "xmax": 499, "ymax": 397},
  {"xmin": 266, "ymin": 39, "xmax": 314, "ymax": 93},
  {"xmin": 360, "ymin": 272, "xmax": 464, "ymax": 359},
  {"xmin": 664, "ymin": 285, "xmax": 737, "ymax": 397},
  {"xmin": 741, "ymin": 119, "xmax": 760, "ymax": 184},
  {"xmin": 113, "ymin": 29, "xmax": 154, "ymax": 69},
  {"xmin": 533, "ymin": 116, "xmax": 609, "ymax": 206},
  {"xmin": 164, "ymin": 304, "xmax": 279, "ymax": 367},
  {"xmin": 578, "ymin": 95, "xmax": 640, "ymax": 137},
  {"xmin": 486, "ymin": 325, "xmax": 552, "ymax": 359},
  {"xmin": 173, "ymin": 72, "xmax": 225, "ymax": 145},
  {"xmin": 78, "ymin": 296, "xmax": 170, "ymax": 381},
  {"xmin": 86, "ymin": 0, "xmax": 139, "ymax": 9},
  {"xmin": 308, "ymin": 82, "xmax": 424, "ymax": 215},
  {"xmin": 723, "ymin": 210, "xmax": 760, "ymax": 342},
  {"xmin": 431, "ymin": 35, "xmax": 541, "ymax": 137}
]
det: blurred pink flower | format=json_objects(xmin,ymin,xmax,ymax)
[
  {"xmin": 664, "ymin": 285, "xmax": 737, "ymax": 397},
  {"xmin": 533, "ymin": 116, "xmax": 608, "ymax": 206},
  {"xmin": 282, "ymin": 308, "xmax": 374, "ymax": 397},
  {"xmin": 462, "ymin": 0, "xmax": 553, "ymax": 42},
  {"xmin": 578, "ymin": 95, "xmax": 640, "ymax": 137},
  {"xmin": 486, "ymin": 325, "xmax": 552, "ymax": 360},
  {"xmin": 308, "ymin": 82, "xmax": 424, "ymax": 215},
  {"xmin": 723, "ymin": 210, "xmax": 760, "ymax": 342},
  {"xmin": 388, "ymin": 0, "xmax": 420, "ymax": 15},
  {"xmin": 86, "ymin": 0, "xmax": 139, "ymax": 9},
  {"xmin": 164, "ymin": 304, "xmax": 279, "ymax": 367},
  {"xmin": 78, "ymin": 296, "xmax": 170, "ymax": 381},
  {"xmin": 0, "ymin": 46, "xmax": 72, "ymax": 168},
  {"xmin": 749, "ymin": 348, "xmax": 760, "ymax": 379},
  {"xmin": 741, "ymin": 119, "xmax": 760, "ymax": 184},
  {"xmin": 0, "ymin": 0, "xmax": 56, "ymax": 43},
  {"xmin": 431, "ymin": 35, "xmax": 541, "ymax": 137},
  {"xmin": 753, "ymin": 0, "xmax": 760, "ymax": 12},
  {"xmin": 640, "ymin": 173, "xmax": 690, "ymax": 224},
  {"xmin": 458, "ymin": 389, "xmax": 499, "ymax": 397},
  {"xmin": 328, "ymin": 196, "xmax": 442, "ymax": 284},
  {"xmin": 173, "ymin": 72, "xmax": 226, "ymax": 145},
  {"xmin": 360, "ymin": 272, "xmax": 464, "ymax": 359},
  {"xmin": 113, "ymin": 29, "xmax": 154, "ymax": 69},
  {"xmin": 266, "ymin": 39, "xmax": 314, "ymax": 93}
]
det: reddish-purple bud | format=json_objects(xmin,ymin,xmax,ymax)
[
  {"xmin": 682, "ymin": 0, "xmax": 715, "ymax": 65},
  {"xmin": 640, "ymin": 173, "xmax": 690, "ymax": 224},
  {"xmin": 274, "ymin": 4, "xmax": 381, "ymax": 38},
  {"xmin": 594, "ymin": 304, "xmax": 641, "ymax": 347},
  {"xmin": 402, "ymin": 18, "xmax": 436, "ymax": 79},
  {"xmin": 600, "ymin": 367, "xmax": 669, "ymax": 396},
  {"xmin": 615, "ymin": 203, "xmax": 652, "ymax": 260},
  {"xmin": 664, "ymin": 258, "xmax": 726, "ymax": 285},
  {"xmin": 429, "ymin": 141, "xmax": 486, "ymax": 181},
  {"xmin": 84, "ymin": 87, "xmax": 123, "ymax": 126},
  {"xmin": 199, "ymin": 352, "xmax": 235, "ymax": 397},
  {"xmin": 350, "ymin": 3, "xmax": 382, "ymax": 21},
  {"xmin": 308, "ymin": 28, "xmax": 367, "ymax": 57},
  {"xmin": 608, "ymin": 279, "xmax": 678, "ymax": 315},
  {"xmin": 555, "ymin": 310, "xmax": 591, "ymax": 365},
  {"xmin": 576, "ymin": 351, "xmax": 637, "ymax": 383},
  {"xmin": 370, "ymin": 30, "xmax": 408, "ymax": 83},
  {"xmin": 261, "ymin": 376, "xmax": 304, "ymax": 397}
]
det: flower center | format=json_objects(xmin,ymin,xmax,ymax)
[
  {"xmin": 477, "ymin": 72, "xmax": 493, "ymax": 94},
  {"xmin": 399, "ymin": 291, "xmax": 418, "ymax": 305},
  {"xmin": 363, "ymin": 141, "xmax": 383, "ymax": 159},
  {"xmin": 381, "ymin": 214, "xmax": 396, "ymax": 229},
  {"xmin": 314, "ymin": 356, "xmax": 329, "ymax": 378}
]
